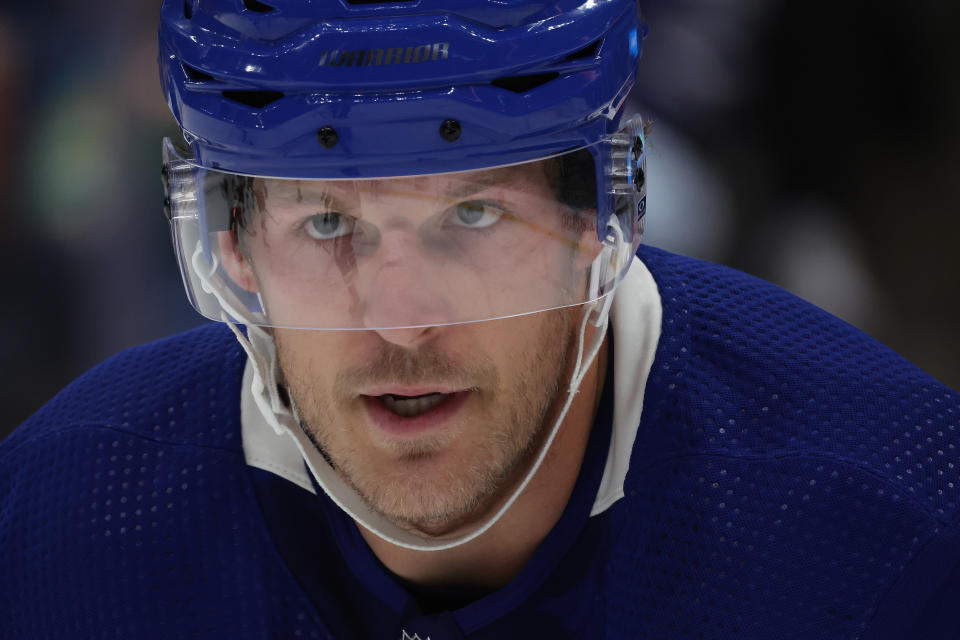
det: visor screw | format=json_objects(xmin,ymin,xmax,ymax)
[
  {"xmin": 439, "ymin": 119, "xmax": 462, "ymax": 142},
  {"xmin": 317, "ymin": 126, "xmax": 339, "ymax": 149},
  {"xmin": 633, "ymin": 166, "xmax": 645, "ymax": 190},
  {"xmin": 631, "ymin": 136, "xmax": 644, "ymax": 163}
]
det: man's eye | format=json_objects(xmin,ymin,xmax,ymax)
[
  {"xmin": 447, "ymin": 201, "xmax": 503, "ymax": 229},
  {"xmin": 304, "ymin": 212, "xmax": 355, "ymax": 240}
]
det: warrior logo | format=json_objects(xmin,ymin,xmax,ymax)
[
  {"xmin": 400, "ymin": 631, "xmax": 430, "ymax": 640},
  {"xmin": 319, "ymin": 42, "xmax": 450, "ymax": 67}
]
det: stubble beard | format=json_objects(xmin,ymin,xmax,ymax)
[{"xmin": 276, "ymin": 310, "xmax": 575, "ymax": 534}]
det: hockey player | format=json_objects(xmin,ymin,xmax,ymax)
[{"xmin": 1, "ymin": 1, "xmax": 959, "ymax": 639}]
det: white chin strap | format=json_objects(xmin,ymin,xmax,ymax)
[{"xmin": 193, "ymin": 218, "xmax": 625, "ymax": 551}]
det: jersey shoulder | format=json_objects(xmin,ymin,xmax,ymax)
[
  {"xmin": 0, "ymin": 325, "xmax": 331, "ymax": 638},
  {"xmin": 603, "ymin": 246, "xmax": 960, "ymax": 639},
  {"xmin": 634, "ymin": 244, "xmax": 958, "ymax": 464},
  {"xmin": 633, "ymin": 244, "xmax": 959, "ymax": 492}
]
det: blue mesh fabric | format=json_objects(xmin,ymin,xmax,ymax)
[
  {"xmin": 1, "ymin": 247, "xmax": 958, "ymax": 639},
  {"xmin": 0, "ymin": 326, "xmax": 333, "ymax": 639},
  {"xmin": 601, "ymin": 246, "xmax": 960, "ymax": 639}
]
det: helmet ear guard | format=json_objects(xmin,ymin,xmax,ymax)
[
  {"xmin": 603, "ymin": 113, "xmax": 647, "ymax": 242},
  {"xmin": 163, "ymin": 139, "xmax": 266, "ymax": 326},
  {"xmin": 588, "ymin": 113, "xmax": 647, "ymax": 297}
]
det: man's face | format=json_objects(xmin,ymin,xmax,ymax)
[{"xmin": 219, "ymin": 162, "xmax": 597, "ymax": 531}]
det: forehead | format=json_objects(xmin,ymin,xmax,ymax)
[{"xmin": 259, "ymin": 160, "xmax": 553, "ymax": 203}]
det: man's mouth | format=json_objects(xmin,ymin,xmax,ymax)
[
  {"xmin": 378, "ymin": 392, "xmax": 451, "ymax": 418},
  {"xmin": 360, "ymin": 389, "xmax": 471, "ymax": 439}
]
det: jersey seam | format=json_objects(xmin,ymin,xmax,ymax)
[
  {"xmin": 0, "ymin": 422, "xmax": 245, "ymax": 464},
  {"xmin": 857, "ymin": 505, "xmax": 960, "ymax": 640}
]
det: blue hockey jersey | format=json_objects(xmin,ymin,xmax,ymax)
[{"xmin": 2, "ymin": 246, "xmax": 959, "ymax": 639}]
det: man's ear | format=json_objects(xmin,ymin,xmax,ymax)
[
  {"xmin": 574, "ymin": 209, "xmax": 603, "ymax": 273},
  {"xmin": 217, "ymin": 231, "xmax": 259, "ymax": 293}
]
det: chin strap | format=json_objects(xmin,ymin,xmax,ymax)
[{"xmin": 194, "ymin": 227, "xmax": 623, "ymax": 551}]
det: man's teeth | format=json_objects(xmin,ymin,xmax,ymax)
[{"xmin": 380, "ymin": 393, "xmax": 449, "ymax": 418}]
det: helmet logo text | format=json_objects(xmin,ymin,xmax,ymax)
[{"xmin": 319, "ymin": 42, "xmax": 449, "ymax": 67}]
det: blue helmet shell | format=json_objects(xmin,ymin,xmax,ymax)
[{"xmin": 159, "ymin": 0, "xmax": 647, "ymax": 179}]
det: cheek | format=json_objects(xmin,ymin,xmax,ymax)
[
  {"xmin": 248, "ymin": 236, "xmax": 367, "ymax": 327},
  {"xmin": 479, "ymin": 308, "xmax": 575, "ymax": 394},
  {"xmin": 274, "ymin": 330, "xmax": 342, "ymax": 401}
]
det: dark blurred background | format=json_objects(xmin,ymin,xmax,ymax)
[{"xmin": 1, "ymin": 1, "xmax": 958, "ymax": 439}]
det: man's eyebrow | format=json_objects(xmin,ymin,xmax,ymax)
[
  {"xmin": 263, "ymin": 166, "xmax": 530, "ymax": 208},
  {"xmin": 443, "ymin": 167, "xmax": 523, "ymax": 199},
  {"xmin": 266, "ymin": 179, "xmax": 350, "ymax": 211}
]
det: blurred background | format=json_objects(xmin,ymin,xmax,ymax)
[{"xmin": 1, "ymin": 1, "xmax": 958, "ymax": 439}]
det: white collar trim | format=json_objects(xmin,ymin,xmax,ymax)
[
  {"xmin": 591, "ymin": 255, "xmax": 662, "ymax": 515},
  {"xmin": 240, "ymin": 255, "xmax": 662, "ymax": 515}
]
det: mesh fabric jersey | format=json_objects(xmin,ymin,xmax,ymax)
[{"xmin": 2, "ymin": 246, "xmax": 959, "ymax": 639}]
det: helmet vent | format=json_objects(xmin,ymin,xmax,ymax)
[
  {"xmin": 183, "ymin": 0, "xmax": 192, "ymax": 19},
  {"xmin": 222, "ymin": 90, "xmax": 285, "ymax": 108},
  {"xmin": 344, "ymin": 0, "xmax": 416, "ymax": 4},
  {"xmin": 243, "ymin": 0, "xmax": 275, "ymax": 12},
  {"xmin": 565, "ymin": 39, "xmax": 602, "ymax": 61},
  {"xmin": 490, "ymin": 72, "xmax": 559, "ymax": 94},
  {"xmin": 183, "ymin": 64, "xmax": 215, "ymax": 82}
]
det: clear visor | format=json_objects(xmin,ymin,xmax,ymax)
[{"xmin": 163, "ymin": 119, "xmax": 645, "ymax": 330}]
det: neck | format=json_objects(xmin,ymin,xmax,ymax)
[{"xmin": 359, "ymin": 326, "xmax": 608, "ymax": 593}]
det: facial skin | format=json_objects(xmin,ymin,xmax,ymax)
[
  {"xmin": 275, "ymin": 301, "xmax": 614, "ymax": 597},
  {"xmin": 218, "ymin": 161, "xmax": 600, "ymax": 330},
  {"xmin": 218, "ymin": 163, "xmax": 601, "ymax": 539},
  {"xmin": 273, "ymin": 304, "xmax": 575, "ymax": 534}
]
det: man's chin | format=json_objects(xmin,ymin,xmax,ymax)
[
  {"xmin": 376, "ymin": 496, "xmax": 495, "ymax": 539},
  {"xmin": 354, "ymin": 470, "xmax": 489, "ymax": 535},
  {"xmin": 349, "ymin": 447, "xmax": 529, "ymax": 537}
]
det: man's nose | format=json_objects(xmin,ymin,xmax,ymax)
[
  {"xmin": 360, "ymin": 235, "xmax": 452, "ymax": 346},
  {"xmin": 372, "ymin": 324, "xmax": 438, "ymax": 349}
]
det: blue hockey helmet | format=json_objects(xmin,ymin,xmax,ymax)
[{"xmin": 160, "ymin": 0, "xmax": 648, "ymax": 330}]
